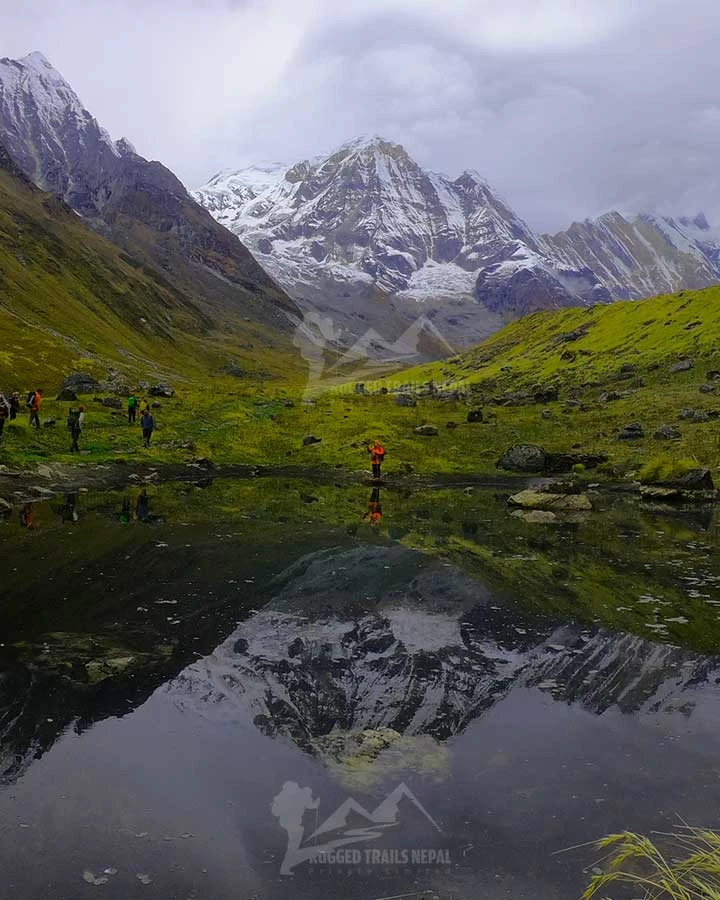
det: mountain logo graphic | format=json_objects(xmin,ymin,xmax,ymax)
[
  {"xmin": 292, "ymin": 310, "xmax": 456, "ymax": 397},
  {"xmin": 270, "ymin": 781, "xmax": 441, "ymax": 875}
]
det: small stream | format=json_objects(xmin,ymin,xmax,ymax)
[{"xmin": 1, "ymin": 477, "xmax": 720, "ymax": 899}]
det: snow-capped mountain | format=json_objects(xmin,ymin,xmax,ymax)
[
  {"xmin": 544, "ymin": 211, "xmax": 720, "ymax": 300},
  {"xmin": 194, "ymin": 137, "xmax": 611, "ymax": 354},
  {"xmin": 0, "ymin": 51, "xmax": 297, "ymax": 327}
]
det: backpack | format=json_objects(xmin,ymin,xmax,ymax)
[
  {"xmin": 128, "ymin": 395, "xmax": 137, "ymax": 408},
  {"xmin": 26, "ymin": 391, "xmax": 36, "ymax": 409},
  {"xmin": 376, "ymin": 445, "xmax": 385, "ymax": 460},
  {"xmin": 66, "ymin": 409, "xmax": 80, "ymax": 430}
]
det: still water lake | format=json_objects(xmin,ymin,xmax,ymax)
[{"xmin": 1, "ymin": 476, "xmax": 719, "ymax": 899}]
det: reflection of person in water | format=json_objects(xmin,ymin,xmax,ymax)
[
  {"xmin": 363, "ymin": 487, "xmax": 383, "ymax": 527},
  {"xmin": 19, "ymin": 503, "xmax": 35, "ymax": 529},
  {"xmin": 120, "ymin": 498, "xmax": 131, "ymax": 524},
  {"xmin": 136, "ymin": 489, "xmax": 150, "ymax": 522},
  {"xmin": 60, "ymin": 493, "xmax": 79, "ymax": 523}
]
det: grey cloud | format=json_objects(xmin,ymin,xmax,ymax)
[{"xmin": 1, "ymin": 0, "xmax": 719, "ymax": 231}]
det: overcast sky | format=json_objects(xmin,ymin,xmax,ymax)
[{"xmin": 2, "ymin": 0, "xmax": 719, "ymax": 231}]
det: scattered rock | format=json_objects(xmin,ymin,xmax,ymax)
[
  {"xmin": 446, "ymin": 421, "xmax": 458, "ymax": 429},
  {"xmin": 42, "ymin": 419, "xmax": 56, "ymax": 428},
  {"xmin": 300, "ymin": 494, "xmax": 319, "ymax": 503},
  {"xmin": 414, "ymin": 425, "xmax": 438, "ymax": 436},
  {"xmin": 699, "ymin": 383, "xmax": 716, "ymax": 394},
  {"xmin": 354, "ymin": 383, "xmax": 366, "ymax": 394},
  {"xmin": 496, "ymin": 444, "xmax": 547, "ymax": 472},
  {"xmin": 532, "ymin": 385, "xmax": 559, "ymax": 404},
  {"xmin": 693, "ymin": 410, "xmax": 709, "ymax": 422},
  {"xmin": 56, "ymin": 388, "xmax": 78, "ymax": 401},
  {"xmin": 101, "ymin": 397, "xmax": 122, "ymax": 409},
  {"xmin": 63, "ymin": 372, "xmax": 100, "ymax": 393},
  {"xmin": 151, "ymin": 401, "xmax": 162, "ymax": 409},
  {"xmin": 670, "ymin": 358, "xmax": 694, "ymax": 373},
  {"xmin": 396, "ymin": 393, "xmax": 417, "ymax": 407},
  {"xmin": 466, "ymin": 408, "xmax": 483, "ymax": 423},
  {"xmin": 654, "ymin": 424, "xmax": 681, "ymax": 440},
  {"xmin": 679, "ymin": 407, "xmax": 697, "ymax": 419},
  {"xmin": 599, "ymin": 390, "xmax": 622, "ymax": 402},
  {"xmin": 670, "ymin": 468, "xmax": 715, "ymax": 490},
  {"xmin": 302, "ymin": 435, "xmax": 322, "ymax": 446},
  {"xmin": 560, "ymin": 350, "xmax": 576, "ymax": 362},
  {"xmin": 565, "ymin": 400, "xmax": 582, "ymax": 409},
  {"xmin": 508, "ymin": 490, "xmax": 593, "ymax": 511},
  {"xmin": 149, "ymin": 383, "xmax": 174, "ymax": 398},
  {"xmin": 541, "ymin": 409, "xmax": 553, "ymax": 420},
  {"xmin": 706, "ymin": 370, "xmax": 720, "ymax": 381},
  {"xmin": 82, "ymin": 870, "xmax": 109, "ymax": 886},
  {"xmin": 0, "ymin": 498, "xmax": 11, "ymax": 515},
  {"xmin": 617, "ymin": 423, "xmax": 644, "ymax": 440}
]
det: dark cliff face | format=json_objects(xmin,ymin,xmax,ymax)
[{"xmin": 0, "ymin": 52, "xmax": 298, "ymax": 329}]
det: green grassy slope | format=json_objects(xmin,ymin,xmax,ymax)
[{"xmin": 283, "ymin": 285, "xmax": 720, "ymax": 477}]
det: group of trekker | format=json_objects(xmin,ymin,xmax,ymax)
[{"xmin": 0, "ymin": 388, "xmax": 156, "ymax": 451}]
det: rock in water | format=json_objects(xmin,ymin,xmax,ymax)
[{"xmin": 508, "ymin": 490, "xmax": 593, "ymax": 511}]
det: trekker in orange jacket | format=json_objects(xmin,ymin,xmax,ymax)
[
  {"xmin": 28, "ymin": 389, "xmax": 43, "ymax": 429},
  {"xmin": 367, "ymin": 440, "xmax": 385, "ymax": 479}
]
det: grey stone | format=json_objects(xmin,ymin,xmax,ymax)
[
  {"xmin": 56, "ymin": 388, "xmax": 78, "ymax": 401},
  {"xmin": 101, "ymin": 397, "xmax": 122, "ymax": 409},
  {"xmin": 496, "ymin": 444, "xmax": 547, "ymax": 472},
  {"xmin": 466, "ymin": 408, "xmax": 483, "ymax": 423},
  {"xmin": 617, "ymin": 423, "xmax": 644, "ymax": 440},
  {"xmin": 396, "ymin": 393, "xmax": 417, "ymax": 407},
  {"xmin": 699, "ymin": 383, "xmax": 716, "ymax": 394},
  {"xmin": 670, "ymin": 358, "xmax": 694, "ymax": 373},
  {"xmin": 541, "ymin": 409, "xmax": 553, "ymax": 420},
  {"xmin": 414, "ymin": 425, "xmax": 438, "ymax": 436},
  {"xmin": 653, "ymin": 424, "xmax": 681, "ymax": 440},
  {"xmin": 302, "ymin": 435, "xmax": 322, "ymax": 446},
  {"xmin": 62, "ymin": 372, "xmax": 100, "ymax": 394}
]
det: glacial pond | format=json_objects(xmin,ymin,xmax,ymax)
[{"xmin": 1, "ymin": 476, "xmax": 720, "ymax": 899}]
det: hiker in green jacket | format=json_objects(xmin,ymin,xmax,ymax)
[{"xmin": 128, "ymin": 393, "xmax": 138, "ymax": 424}]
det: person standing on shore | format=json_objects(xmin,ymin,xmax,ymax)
[
  {"xmin": 140, "ymin": 408, "xmax": 154, "ymax": 448},
  {"xmin": 28, "ymin": 389, "xmax": 43, "ymax": 429},
  {"xmin": 367, "ymin": 440, "xmax": 385, "ymax": 479},
  {"xmin": 0, "ymin": 393, "xmax": 10, "ymax": 442},
  {"xmin": 69, "ymin": 405, "xmax": 85, "ymax": 453}
]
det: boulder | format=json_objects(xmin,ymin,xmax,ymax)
[
  {"xmin": 101, "ymin": 397, "xmax": 122, "ymax": 409},
  {"xmin": 541, "ymin": 409, "xmax": 553, "ymax": 420},
  {"xmin": 508, "ymin": 490, "xmax": 593, "ymax": 511},
  {"xmin": 56, "ymin": 388, "xmax": 78, "ymax": 402},
  {"xmin": 42, "ymin": 419, "xmax": 56, "ymax": 428},
  {"xmin": 354, "ymin": 383, "xmax": 366, "ymax": 395},
  {"xmin": 151, "ymin": 401, "xmax": 162, "ymax": 409},
  {"xmin": 414, "ymin": 425, "xmax": 438, "ymax": 436},
  {"xmin": 671, "ymin": 468, "xmax": 715, "ymax": 490},
  {"xmin": 679, "ymin": 408, "xmax": 697, "ymax": 419},
  {"xmin": 0, "ymin": 497, "xmax": 12, "ymax": 516},
  {"xmin": 706, "ymin": 370, "xmax": 720, "ymax": 381},
  {"xmin": 560, "ymin": 350, "xmax": 576, "ymax": 362},
  {"xmin": 396, "ymin": 393, "xmax": 417, "ymax": 407},
  {"xmin": 497, "ymin": 444, "xmax": 606, "ymax": 473},
  {"xmin": 693, "ymin": 410, "xmax": 709, "ymax": 422},
  {"xmin": 699, "ymin": 383, "xmax": 717, "ymax": 394},
  {"xmin": 446, "ymin": 421, "xmax": 458, "ymax": 429},
  {"xmin": 599, "ymin": 390, "xmax": 622, "ymax": 402},
  {"xmin": 302, "ymin": 435, "xmax": 322, "ymax": 446},
  {"xmin": 670, "ymin": 358, "xmax": 694, "ymax": 373},
  {"xmin": 654, "ymin": 424, "xmax": 681, "ymax": 440},
  {"xmin": 466, "ymin": 408, "xmax": 483, "ymax": 423},
  {"xmin": 617, "ymin": 423, "xmax": 644, "ymax": 440},
  {"xmin": 62, "ymin": 372, "xmax": 100, "ymax": 394},
  {"xmin": 496, "ymin": 444, "xmax": 547, "ymax": 472},
  {"xmin": 149, "ymin": 383, "xmax": 174, "ymax": 398},
  {"xmin": 532, "ymin": 385, "xmax": 559, "ymax": 404}
]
